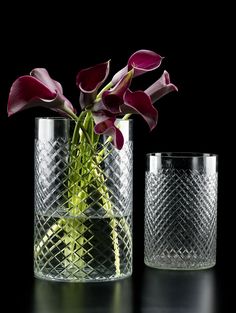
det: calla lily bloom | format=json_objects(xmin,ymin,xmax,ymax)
[
  {"xmin": 145, "ymin": 70, "xmax": 178, "ymax": 102},
  {"xmin": 120, "ymin": 71, "xmax": 177, "ymax": 131},
  {"xmin": 94, "ymin": 88, "xmax": 158, "ymax": 133},
  {"xmin": 112, "ymin": 50, "xmax": 163, "ymax": 84},
  {"xmin": 123, "ymin": 90, "xmax": 158, "ymax": 130},
  {"xmin": 74, "ymin": 50, "xmax": 177, "ymax": 150},
  {"xmin": 102, "ymin": 70, "xmax": 134, "ymax": 114},
  {"xmin": 93, "ymin": 114, "xmax": 124, "ymax": 150},
  {"xmin": 100, "ymin": 70, "xmax": 158, "ymax": 130},
  {"xmin": 76, "ymin": 61, "xmax": 110, "ymax": 109},
  {"xmin": 8, "ymin": 68, "xmax": 75, "ymax": 117},
  {"xmin": 92, "ymin": 70, "xmax": 177, "ymax": 148}
]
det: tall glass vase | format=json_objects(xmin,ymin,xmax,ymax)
[{"xmin": 34, "ymin": 118, "xmax": 133, "ymax": 282}]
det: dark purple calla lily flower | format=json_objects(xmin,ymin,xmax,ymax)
[
  {"xmin": 145, "ymin": 70, "xmax": 178, "ymax": 102},
  {"xmin": 93, "ymin": 114, "xmax": 124, "ymax": 150},
  {"xmin": 76, "ymin": 61, "xmax": 110, "ymax": 109},
  {"xmin": 101, "ymin": 70, "xmax": 134, "ymax": 114},
  {"xmin": 8, "ymin": 50, "xmax": 178, "ymax": 151},
  {"xmin": 98, "ymin": 69, "xmax": 158, "ymax": 131},
  {"xmin": 120, "ymin": 71, "xmax": 177, "ymax": 131},
  {"xmin": 74, "ymin": 50, "xmax": 177, "ymax": 150},
  {"xmin": 91, "ymin": 70, "xmax": 177, "ymax": 149},
  {"xmin": 112, "ymin": 50, "xmax": 163, "ymax": 84},
  {"xmin": 8, "ymin": 68, "xmax": 75, "ymax": 117},
  {"xmin": 122, "ymin": 89, "xmax": 158, "ymax": 130}
]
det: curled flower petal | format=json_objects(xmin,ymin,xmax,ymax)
[
  {"xmin": 53, "ymin": 94, "xmax": 77, "ymax": 117},
  {"xmin": 30, "ymin": 68, "xmax": 63, "ymax": 94},
  {"xmin": 111, "ymin": 67, "xmax": 128, "ymax": 85},
  {"xmin": 94, "ymin": 116, "xmax": 124, "ymax": 150},
  {"xmin": 30, "ymin": 68, "xmax": 76, "ymax": 115},
  {"xmin": 76, "ymin": 61, "xmax": 110, "ymax": 109},
  {"xmin": 102, "ymin": 70, "xmax": 133, "ymax": 114},
  {"xmin": 145, "ymin": 70, "xmax": 178, "ymax": 103},
  {"xmin": 112, "ymin": 50, "xmax": 163, "ymax": 84},
  {"xmin": 123, "ymin": 89, "xmax": 158, "ymax": 130},
  {"xmin": 7, "ymin": 69, "xmax": 75, "ymax": 117},
  {"xmin": 8, "ymin": 76, "xmax": 57, "ymax": 116},
  {"xmin": 91, "ymin": 98, "xmax": 107, "ymax": 113},
  {"xmin": 128, "ymin": 50, "xmax": 163, "ymax": 75}
]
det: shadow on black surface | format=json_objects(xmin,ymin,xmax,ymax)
[
  {"xmin": 33, "ymin": 277, "xmax": 132, "ymax": 313},
  {"xmin": 141, "ymin": 267, "xmax": 217, "ymax": 313}
]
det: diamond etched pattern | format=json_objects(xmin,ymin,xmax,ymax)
[
  {"xmin": 34, "ymin": 138, "xmax": 133, "ymax": 281},
  {"xmin": 144, "ymin": 169, "xmax": 217, "ymax": 269}
]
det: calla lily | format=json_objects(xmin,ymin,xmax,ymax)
[
  {"xmin": 120, "ymin": 70, "xmax": 177, "ymax": 130},
  {"xmin": 145, "ymin": 70, "xmax": 178, "ymax": 102},
  {"xmin": 7, "ymin": 50, "xmax": 178, "ymax": 151},
  {"xmin": 101, "ymin": 70, "xmax": 134, "ymax": 114},
  {"xmin": 122, "ymin": 89, "xmax": 158, "ymax": 130},
  {"xmin": 75, "ymin": 52, "xmax": 177, "ymax": 150},
  {"xmin": 112, "ymin": 50, "xmax": 163, "ymax": 84},
  {"xmin": 8, "ymin": 68, "xmax": 75, "ymax": 117},
  {"xmin": 92, "ymin": 87, "xmax": 157, "ymax": 147},
  {"xmin": 92, "ymin": 70, "xmax": 177, "ymax": 148},
  {"xmin": 93, "ymin": 114, "xmax": 124, "ymax": 150},
  {"xmin": 76, "ymin": 61, "xmax": 110, "ymax": 109}
]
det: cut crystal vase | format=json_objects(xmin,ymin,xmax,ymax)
[
  {"xmin": 144, "ymin": 152, "xmax": 218, "ymax": 270},
  {"xmin": 34, "ymin": 118, "xmax": 133, "ymax": 282}
]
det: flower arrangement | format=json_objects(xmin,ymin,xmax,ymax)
[
  {"xmin": 8, "ymin": 50, "xmax": 177, "ymax": 281},
  {"xmin": 8, "ymin": 49, "xmax": 177, "ymax": 149}
]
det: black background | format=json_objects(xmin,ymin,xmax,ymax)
[{"xmin": 0, "ymin": 2, "xmax": 234, "ymax": 312}]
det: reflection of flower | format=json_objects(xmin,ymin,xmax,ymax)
[{"xmin": 8, "ymin": 49, "xmax": 177, "ymax": 149}]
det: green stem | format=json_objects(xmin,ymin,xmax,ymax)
[
  {"xmin": 71, "ymin": 112, "xmax": 85, "ymax": 145},
  {"xmin": 97, "ymin": 81, "xmax": 113, "ymax": 98},
  {"xmin": 35, "ymin": 219, "xmax": 65, "ymax": 257},
  {"xmin": 123, "ymin": 113, "xmax": 132, "ymax": 120},
  {"xmin": 71, "ymin": 112, "xmax": 95, "ymax": 151}
]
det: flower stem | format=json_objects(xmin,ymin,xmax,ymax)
[
  {"xmin": 123, "ymin": 113, "xmax": 132, "ymax": 120},
  {"xmin": 97, "ymin": 81, "xmax": 113, "ymax": 98}
]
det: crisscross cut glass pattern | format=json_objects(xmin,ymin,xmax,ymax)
[
  {"xmin": 145, "ymin": 169, "xmax": 217, "ymax": 270},
  {"xmin": 34, "ymin": 132, "xmax": 133, "ymax": 282}
]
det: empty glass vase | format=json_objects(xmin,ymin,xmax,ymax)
[{"xmin": 144, "ymin": 152, "xmax": 218, "ymax": 270}]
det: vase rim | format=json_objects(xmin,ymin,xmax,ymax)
[
  {"xmin": 35, "ymin": 117, "xmax": 133, "ymax": 123},
  {"xmin": 147, "ymin": 152, "xmax": 218, "ymax": 158},
  {"xmin": 35, "ymin": 117, "xmax": 70, "ymax": 120},
  {"xmin": 146, "ymin": 152, "xmax": 218, "ymax": 173}
]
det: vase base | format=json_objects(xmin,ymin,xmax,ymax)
[
  {"xmin": 34, "ymin": 271, "xmax": 132, "ymax": 283},
  {"xmin": 144, "ymin": 261, "xmax": 216, "ymax": 271}
]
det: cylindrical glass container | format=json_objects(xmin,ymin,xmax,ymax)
[
  {"xmin": 144, "ymin": 152, "xmax": 218, "ymax": 270},
  {"xmin": 34, "ymin": 118, "xmax": 133, "ymax": 282}
]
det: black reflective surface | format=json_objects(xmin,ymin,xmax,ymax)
[
  {"xmin": 141, "ymin": 267, "xmax": 217, "ymax": 313},
  {"xmin": 33, "ymin": 277, "xmax": 132, "ymax": 313},
  {"xmin": 9, "ymin": 264, "xmax": 230, "ymax": 313}
]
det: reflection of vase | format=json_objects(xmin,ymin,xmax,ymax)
[
  {"xmin": 34, "ymin": 118, "xmax": 133, "ymax": 282},
  {"xmin": 142, "ymin": 267, "xmax": 217, "ymax": 312},
  {"xmin": 34, "ymin": 277, "xmax": 132, "ymax": 313}
]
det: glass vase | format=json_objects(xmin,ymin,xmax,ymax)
[
  {"xmin": 34, "ymin": 118, "xmax": 133, "ymax": 282},
  {"xmin": 144, "ymin": 152, "xmax": 218, "ymax": 270}
]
